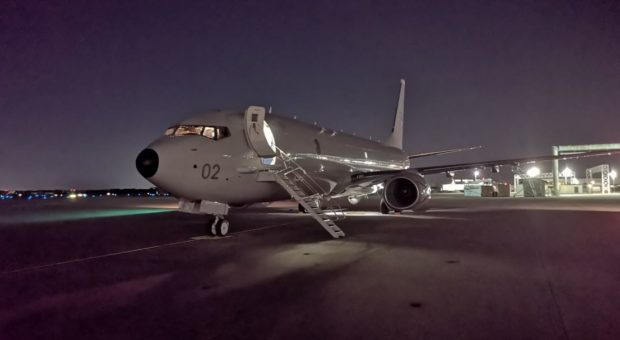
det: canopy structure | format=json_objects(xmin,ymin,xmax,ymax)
[{"xmin": 552, "ymin": 143, "xmax": 620, "ymax": 196}]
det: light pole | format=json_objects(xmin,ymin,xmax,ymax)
[{"xmin": 611, "ymin": 170, "xmax": 617, "ymax": 189}]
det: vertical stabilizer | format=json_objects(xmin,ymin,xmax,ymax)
[{"xmin": 384, "ymin": 79, "xmax": 405, "ymax": 149}]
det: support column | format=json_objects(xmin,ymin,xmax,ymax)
[{"xmin": 552, "ymin": 146, "xmax": 560, "ymax": 196}]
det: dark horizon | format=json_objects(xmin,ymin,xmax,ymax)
[{"xmin": 2, "ymin": 0, "xmax": 619, "ymax": 190}]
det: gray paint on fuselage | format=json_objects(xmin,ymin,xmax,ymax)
[
  {"xmin": 267, "ymin": 114, "xmax": 406, "ymax": 166},
  {"xmin": 148, "ymin": 110, "xmax": 409, "ymax": 204},
  {"xmin": 266, "ymin": 113, "xmax": 408, "ymax": 194}
]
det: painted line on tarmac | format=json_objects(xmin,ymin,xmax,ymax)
[
  {"xmin": 233, "ymin": 222, "xmax": 292, "ymax": 234},
  {"xmin": 1, "ymin": 239, "xmax": 196, "ymax": 276},
  {"xmin": 0, "ymin": 222, "xmax": 292, "ymax": 276}
]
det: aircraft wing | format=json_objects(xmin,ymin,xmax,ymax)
[
  {"xmin": 408, "ymin": 145, "xmax": 481, "ymax": 159},
  {"xmin": 414, "ymin": 149, "xmax": 620, "ymax": 175},
  {"xmin": 333, "ymin": 149, "xmax": 620, "ymax": 198}
]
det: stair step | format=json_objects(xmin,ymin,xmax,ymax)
[{"xmin": 275, "ymin": 169, "xmax": 345, "ymax": 239}]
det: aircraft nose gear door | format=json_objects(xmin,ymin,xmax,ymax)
[{"xmin": 244, "ymin": 106, "xmax": 277, "ymax": 158}]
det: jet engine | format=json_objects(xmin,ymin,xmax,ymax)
[{"xmin": 382, "ymin": 171, "xmax": 430, "ymax": 211}]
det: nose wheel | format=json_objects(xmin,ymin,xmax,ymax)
[{"xmin": 209, "ymin": 215, "xmax": 230, "ymax": 237}]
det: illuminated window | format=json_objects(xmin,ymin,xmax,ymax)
[
  {"xmin": 175, "ymin": 126, "xmax": 204, "ymax": 136},
  {"xmin": 166, "ymin": 125, "xmax": 230, "ymax": 140},
  {"xmin": 164, "ymin": 127, "xmax": 176, "ymax": 136},
  {"xmin": 202, "ymin": 127, "xmax": 216, "ymax": 139}
]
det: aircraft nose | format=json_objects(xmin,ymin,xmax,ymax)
[{"xmin": 136, "ymin": 148, "xmax": 159, "ymax": 178}]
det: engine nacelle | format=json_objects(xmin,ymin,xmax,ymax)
[{"xmin": 382, "ymin": 171, "xmax": 430, "ymax": 211}]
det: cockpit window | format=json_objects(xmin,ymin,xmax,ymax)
[
  {"xmin": 165, "ymin": 125, "xmax": 230, "ymax": 140},
  {"xmin": 202, "ymin": 126, "xmax": 215, "ymax": 139},
  {"xmin": 164, "ymin": 127, "xmax": 176, "ymax": 136},
  {"xmin": 176, "ymin": 125, "xmax": 204, "ymax": 136}
]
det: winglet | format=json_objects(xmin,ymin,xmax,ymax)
[{"xmin": 384, "ymin": 79, "xmax": 405, "ymax": 149}]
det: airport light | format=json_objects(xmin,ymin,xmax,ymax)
[
  {"xmin": 561, "ymin": 167, "xmax": 573, "ymax": 178},
  {"xmin": 610, "ymin": 170, "xmax": 617, "ymax": 185},
  {"xmin": 561, "ymin": 167, "xmax": 573, "ymax": 184},
  {"xmin": 526, "ymin": 166, "xmax": 541, "ymax": 178},
  {"xmin": 474, "ymin": 170, "xmax": 480, "ymax": 181}
]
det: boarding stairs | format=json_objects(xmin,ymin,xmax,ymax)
[{"xmin": 274, "ymin": 148, "xmax": 346, "ymax": 238}]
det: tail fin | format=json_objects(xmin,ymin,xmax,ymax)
[{"xmin": 384, "ymin": 79, "xmax": 405, "ymax": 149}]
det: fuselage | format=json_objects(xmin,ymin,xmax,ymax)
[{"xmin": 137, "ymin": 110, "xmax": 410, "ymax": 205}]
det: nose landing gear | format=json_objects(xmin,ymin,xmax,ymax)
[
  {"xmin": 209, "ymin": 215, "xmax": 230, "ymax": 237},
  {"xmin": 178, "ymin": 199, "xmax": 231, "ymax": 237}
]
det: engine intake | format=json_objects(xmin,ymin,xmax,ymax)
[{"xmin": 382, "ymin": 171, "xmax": 429, "ymax": 211}]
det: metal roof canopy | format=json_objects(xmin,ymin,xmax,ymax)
[{"xmin": 552, "ymin": 143, "xmax": 620, "ymax": 196}]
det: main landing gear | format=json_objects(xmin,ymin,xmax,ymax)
[
  {"xmin": 380, "ymin": 200, "xmax": 390, "ymax": 214},
  {"xmin": 208, "ymin": 215, "xmax": 230, "ymax": 237},
  {"xmin": 379, "ymin": 200, "xmax": 401, "ymax": 215}
]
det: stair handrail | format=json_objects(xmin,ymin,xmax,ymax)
[
  {"xmin": 275, "ymin": 147, "xmax": 327, "ymax": 196},
  {"xmin": 275, "ymin": 146, "xmax": 345, "ymax": 221}
]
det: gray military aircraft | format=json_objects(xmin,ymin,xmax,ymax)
[{"xmin": 136, "ymin": 80, "xmax": 617, "ymax": 238}]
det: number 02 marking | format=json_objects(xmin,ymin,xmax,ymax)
[{"xmin": 201, "ymin": 163, "xmax": 220, "ymax": 179}]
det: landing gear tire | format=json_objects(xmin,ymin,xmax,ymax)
[
  {"xmin": 216, "ymin": 218, "xmax": 229, "ymax": 237},
  {"xmin": 380, "ymin": 200, "xmax": 390, "ymax": 215},
  {"xmin": 209, "ymin": 216, "xmax": 230, "ymax": 237},
  {"xmin": 206, "ymin": 215, "xmax": 216, "ymax": 235}
]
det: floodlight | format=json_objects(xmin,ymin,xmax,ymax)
[
  {"xmin": 561, "ymin": 167, "xmax": 573, "ymax": 178},
  {"xmin": 526, "ymin": 167, "xmax": 541, "ymax": 177}
]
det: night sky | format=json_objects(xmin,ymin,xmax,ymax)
[{"xmin": 1, "ymin": 0, "xmax": 619, "ymax": 189}]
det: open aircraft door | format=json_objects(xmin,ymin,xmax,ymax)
[{"xmin": 244, "ymin": 106, "xmax": 277, "ymax": 159}]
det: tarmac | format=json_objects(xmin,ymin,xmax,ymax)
[{"xmin": 1, "ymin": 194, "xmax": 619, "ymax": 340}]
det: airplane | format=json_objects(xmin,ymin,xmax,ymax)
[{"xmin": 136, "ymin": 80, "xmax": 619, "ymax": 238}]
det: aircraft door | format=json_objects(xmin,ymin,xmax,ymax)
[{"xmin": 244, "ymin": 106, "xmax": 277, "ymax": 158}]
